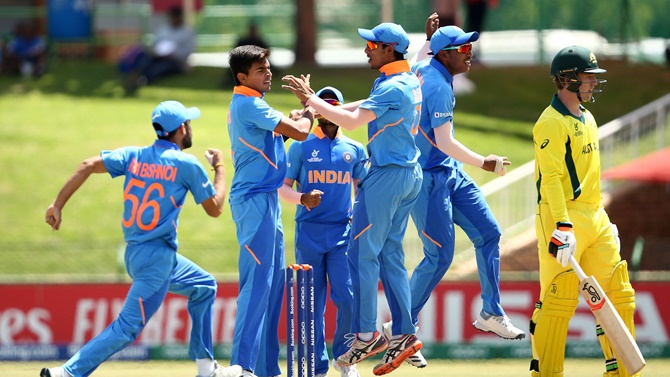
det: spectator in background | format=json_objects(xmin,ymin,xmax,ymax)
[
  {"xmin": 124, "ymin": 6, "xmax": 195, "ymax": 94},
  {"xmin": 432, "ymin": 0, "xmax": 460, "ymax": 27},
  {"xmin": 465, "ymin": 0, "xmax": 498, "ymax": 63},
  {"xmin": 221, "ymin": 22, "xmax": 271, "ymax": 88},
  {"xmin": 1, "ymin": 20, "xmax": 47, "ymax": 78},
  {"xmin": 235, "ymin": 22, "xmax": 269, "ymax": 50}
]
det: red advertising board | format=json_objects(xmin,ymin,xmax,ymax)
[{"xmin": 1, "ymin": 281, "xmax": 668, "ymax": 345}]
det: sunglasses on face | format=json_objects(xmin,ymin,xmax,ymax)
[
  {"xmin": 441, "ymin": 43, "xmax": 473, "ymax": 54},
  {"xmin": 366, "ymin": 40, "xmax": 397, "ymax": 51},
  {"xmin": 323, "ymin": 98, "xmax": 341, "ymax": 106}
]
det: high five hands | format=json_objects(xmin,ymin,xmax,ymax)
[{"xmin": 282, "ymin": 74, "xmax": 314, "ymax": 104}]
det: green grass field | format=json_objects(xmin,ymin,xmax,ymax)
[
  {"xmin": 1, "ymin": 59, "xmax": 669, "ymax": 278},
  {"xmin": 3, "ymin": 358, "xmax": 668, "ymax": 377}
]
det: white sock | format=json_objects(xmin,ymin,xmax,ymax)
[
  {"xmin": 196, "ymin": 359, "xmax": 216, "ymax": 377},
  {"xmin": 358, "ymin": 332, "xmax": 374, "ymax": 341}
]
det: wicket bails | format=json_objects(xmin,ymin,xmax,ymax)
[{"xmin": 286, "ymin": 264, "xmax": 315, "ymax": 377}]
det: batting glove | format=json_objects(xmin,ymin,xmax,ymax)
[{"xmin": 548, "ymin": 223, "xmax": 576, "ymax": 268}]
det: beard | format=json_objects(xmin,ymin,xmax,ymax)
[{"xmin": 182, "ymin": 134, "xmax": 192, "ymax": 149}]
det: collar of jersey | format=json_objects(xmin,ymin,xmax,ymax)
[
  {"xmin": 313, "ymin": 125, "xmax": 341, "ymax": 140},
  {"xmin": 429, "ymin": 57, "xmax": 453, "ymax": 84},
  {"xmin": 234, "ymin": 85, "xmax": 263, "ymax": 98},
  {"xmin": 551, "ymin": 94, "xmax": 586, "ymax": 119},
  {"xmin": 379, "ymin": 60, "xmax": 411, "ymax": 76},
  {"xmin": 154, "ymin": 139, "xmax": 180, "ymax": 150}
]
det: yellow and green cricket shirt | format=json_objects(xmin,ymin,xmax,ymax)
[{"xmin": 533, "ymin": 94, "xmax": 602, "ymax": 225}]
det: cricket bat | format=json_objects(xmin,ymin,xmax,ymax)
[{"xmin": 568, "ymin": 255, "xmax": 645, "ymax": 374}]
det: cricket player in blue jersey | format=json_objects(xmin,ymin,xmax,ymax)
[
  {"xmin": 283, "ymin": 22, "xmax": 423, "ymax": 376},
  {"xmin": 393, "ymin": 16, "xmax": 524, "ymax": 360},
  {"xmin": 41, "ymin": 101, "xmax": 236, "ymax": 377},
  {"xmin": 279, "ymin": 86, "xmax": 368, "ymax": 377},
  {"xmin": 226, "ymin": 45, "xmax": 314, "ymax": 377}
]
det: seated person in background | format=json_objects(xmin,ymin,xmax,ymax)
[
  {"xmin": 124, "ymin": 6, "xmax": 195, "ymax": 94},
  {"xmin": 1, "ymin": 20, "xmax": 47, "ymax": 78},
  {"xmin": 235, "ymin": 22, "xmax": 268, "ymax": 49},
  {"xmin": 221, "ymin": 22, "xmax": 271, "ymax": 88}
]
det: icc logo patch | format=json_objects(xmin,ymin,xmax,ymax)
[{"xmin": 343, "ymin": 152, "xmax": 353, "ymax": 163}]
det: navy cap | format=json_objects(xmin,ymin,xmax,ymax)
[
  {"xmin": 429, "ymin": 26, "xmax": 479, "ymax": 55},
  {"xmin": 358, "ymin": 22, "xmax": 410, "ymax": 54},
  {"xmin": 151, "ymin": 100, "xmax": 201, "ymax": 136},
  {"xmin": 315, "ymin": 86, "xmax": 344, "ymax": 104}
]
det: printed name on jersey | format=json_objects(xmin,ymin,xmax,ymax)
[
  {"xmin": 342, "ymin": 151, "xmax": 353, "ymax": 163},
  {"xmin": 307, "ymin": 149, "xmax": 323, "ymax": 163},
  {"xmin": 128, "ymin": 158, "xmax": 177, "ymax": 182},
  {"xmin": 433, "ymin": 112, "xmax": 452, "ymax": 119},
  {"xmin": 582, "ymin": 142, "xmax": 598, "ymax": 154},
  {"xmin": 308, "ymin": 170, "xmax": 351, "ymax": 185}
]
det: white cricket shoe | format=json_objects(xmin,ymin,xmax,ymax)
[
  {"xmin": 381, "ymin": 321, "xmax": 427, "ymax": 368},
  {"xmin": 240, "ymin": 370, "xmax": 257, "ymax": 377},
  {"xmin": 40, "ymin": 367, "xmax": 68, "ymax": 377},
  {"xmin": 199, "ymin": 362, "xmax": 242, "ymax": 377},
  {"xmin": 332, "ymin": 359, "xmax": 361, "ymax": 377},
  {"xmin": 472, "ymin": 312, "xmax": 526, "ymax": 340}
]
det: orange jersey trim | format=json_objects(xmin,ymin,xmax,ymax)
[
  {"xmin": 238, "ymin": 137, "xmax": 278, "ymax": 170},
  {"xmin": 417, "ymin": 125, "xmax": 439, "ymax": 149},
  {"xmin": 233, "ymin": 86, "xmax": 262, "ymax": 97},
  {"xmin": 421, "ymin": 230, "xmax": 443, "ymax": 248},
  {"xmin": 245, "ymin": 244, "xmax": 261, "ymax": 265},
  {"xmin": 368, "ymin": 118, "xmax": 403, "ymax": 144},
  {"xmin": 354, "ymin": 224, "xmax": 373, "ymax": 240},
  {"xmin": 379, "ymin": 60, "xmax": 411, "ymax": 76}
]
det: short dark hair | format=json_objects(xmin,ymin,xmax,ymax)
[
  {"xmin": 153, "ymin": 122, "xmax": 179, "ymax": 140},
  {"xmin": 228, "ymin": 45, "xmax": 271, "ymax": 86}
]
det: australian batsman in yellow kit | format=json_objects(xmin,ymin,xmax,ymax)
[{"xmin": 529, "ymin": 46, "xmax": 638, "ymax": 377}]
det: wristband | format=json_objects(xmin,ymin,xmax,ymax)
[
  {"xmin": 212, "ymin": 162, "xmax": 225, "ymax": 171},
  {"xmin": 556, "ymin": 222, "xmax": 573, "ymax": 230}
]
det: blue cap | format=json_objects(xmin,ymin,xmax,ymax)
[
  {"xmin": 429, "ymin": 26, "xmax": 479, "ymax": 55},
  {"xmin": 315, "ymin": 86, "xmax": 344, "ymax": 104},
  {"xmin": 358, "ymin": 23, "xmax": 410, "ymax": 54},
  {"xmin": 151, "ymin": 100, "xmax": 201, "ymax": 136}
]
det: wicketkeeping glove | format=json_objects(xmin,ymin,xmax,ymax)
[{"xmin": 548, "ymin": 224, "xmax": 576, "ymax": 268}]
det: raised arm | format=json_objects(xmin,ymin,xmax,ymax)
[
  {"xmin": 282, "ymin": 75, "xmax": 374, "ymax": 131},
  {"xmin": 410, "ymin": 12, "xmax": 440, "ymax": 66}
]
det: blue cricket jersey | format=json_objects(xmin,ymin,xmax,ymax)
[
  {"xmin": 285, "ymin": 126, "xmax": 368, "ymax": 223},
  {"xmin": 228, "ymin": 86, "xmax": 286, "ymax": 204},
  {"xmin": 411, "ymin": 58, "xmax": 462, "ymax": 171},
  {"xmin": 359, "ymin": 60, "xmax": 422, "ymax": 168},
  {"xmin": 102, "ymin": 139, "xmax": 216, "ymax": 250}
]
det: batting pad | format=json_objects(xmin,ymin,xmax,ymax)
[
  {"xmin": 531, "ymin": 270, "xmax": 579, "ymax": 376},
  {"xmin": 597, "ymin": 260, "xmax": 639, "ymax": 377}
]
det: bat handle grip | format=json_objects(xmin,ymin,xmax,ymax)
[{"xmin": 568, "ymin": 255, "xmax": 588, "ymax": 281}]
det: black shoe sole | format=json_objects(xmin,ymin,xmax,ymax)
[{"xmin": 39, "ymin": 368, "xmax": 50, "ymax": 377}]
